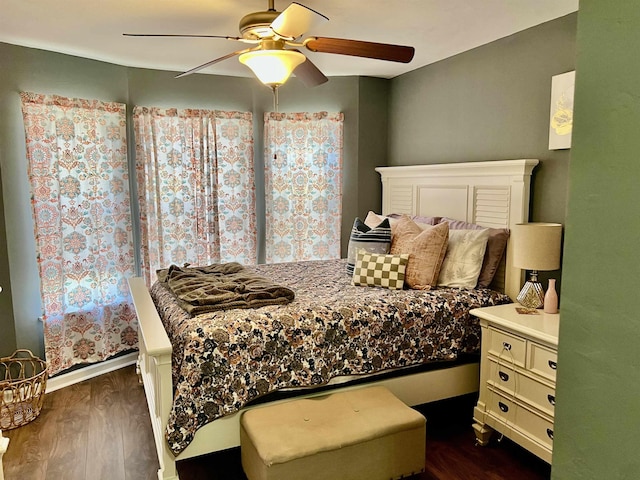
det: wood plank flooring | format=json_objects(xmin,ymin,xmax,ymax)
[
  {"xmin": 3, "ymin": 365, "xmax": 157, "ymax": 480},
  {"xmin": 3, "ymin": 366, "xmax": 551, "ymax": 480}
]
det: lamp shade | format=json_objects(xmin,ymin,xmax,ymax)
[
  {"xmin": 512, "ymin": 223, "xmax": 562, "ymax": 271},
  {"xmin": 239, "ymin": 49, "xmax": 305, "ymax": 87}
]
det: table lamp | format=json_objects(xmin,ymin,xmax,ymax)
[{"xmin": 512, "ymin": 223, "xmax": 563, "ymax": 309}]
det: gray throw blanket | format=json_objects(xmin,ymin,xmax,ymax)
[{"xmin": 157, "ymin": 263, "xmax": 295, "ymax": 315}]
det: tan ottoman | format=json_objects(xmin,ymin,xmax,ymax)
[{"xmin": 240, "ymin": 386, "xmax": 426, "ymax": 480}]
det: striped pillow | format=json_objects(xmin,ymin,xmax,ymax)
[
  {"xmin": 346, "ymin": 217, "xmax": 391, "ymax": 274},
  {"xmin": 352, "ymin": 250, "xmax": 409, "ymax": 290}
]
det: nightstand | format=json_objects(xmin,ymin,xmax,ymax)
[{"xmin": 470, "ymin": 303, "xmax": 559, "ymax": 463}]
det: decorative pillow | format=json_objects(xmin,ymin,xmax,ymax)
[
  {"xmin": 411, "ymin": 214, "xmax": 440, "ymax": 226},
  {"xmin": 346, "ymin": 217, "xmax": 391, "ymax": 274},
  {"xmin": 351, "ymin": 250, "xmax": 410, "ymax": 290},
  {"xmin": 439, "ymin": 217, "xmax": 509, "ymax": 288},
  {"xmin": 364, "ymin": 211, "xmax": 438, "ymax": 234},
  {"xmin": 437, "ymin": 229, "xmax": 490, "ymax": 288},
  {"xmin": 364, "ymin": 211, "xmax": 401, "ymax": 230},
  {"xmin": 390, "ymin": 216, "xmax": 449, "ymax": 289}
]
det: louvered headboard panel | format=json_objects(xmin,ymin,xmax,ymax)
[{"xmin": 375, "ymin": 159, "xmax": 539, "ymax": 300}]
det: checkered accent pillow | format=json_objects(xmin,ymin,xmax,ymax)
[{"xmin": 351, "ymin": 250, "xmax": 410, "ymax": 290}]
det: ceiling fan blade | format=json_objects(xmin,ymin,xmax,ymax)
[
  {"xmin": 293, "ymin": 56, "xmax": 328, "ymax": 87},
  {"xmin": 123, "ymin": 33, "xmax": 242, "ymax": 41},
  {"xmin": 271, "ymin": 2, "xmax": 328, "ymax": 40},
  {"xmin": 175, "ymin": 48, "xmax": 255, "ymax": 78},
  {"xmin": 304, "ymin": 37, "xmax": 415, "ymax": 63}
]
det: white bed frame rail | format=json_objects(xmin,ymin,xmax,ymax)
[
  {"xmin": 129, "ymin": 159, "xmax": 538, "ymax": 480},
  {"xmin": 128, "ymin": 277, "xmax": 176, "ymax": 480}
]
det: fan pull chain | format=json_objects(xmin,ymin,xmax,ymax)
[
  {"xmin": 272, "ymin": 86, "xmax": 280, "ymax": 159},
  {"xmin": 272, "ymin": 86, "xmax": 279, "ymax": 113}
]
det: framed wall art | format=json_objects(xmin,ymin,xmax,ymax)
[{"xmin": 548, "ymin": 70, "xmax": 575, "ymax": 150}]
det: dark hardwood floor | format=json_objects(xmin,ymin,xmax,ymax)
[{"xmin": 3, "ymin": 365, "xmax": 551, "ymax": 480}]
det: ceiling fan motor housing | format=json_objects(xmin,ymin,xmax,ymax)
[{"xmin": 239, "ymin": 10, "xmax": 280, "ymax": 39}]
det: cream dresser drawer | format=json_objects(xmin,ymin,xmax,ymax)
[
  {"xmin": 486, "ymin": 388, "xmax": 554, "ymax": 451},
  {"xmin": 487, "ymin": 358, "xmax": 556, "ymax": 417},
  {"xmin": 528, "ymin": 343, "xmax": 558, "ymax": 382},
  {"xmin": 487, "ymin": 327, "xmax": 526, "ymax": 367}
]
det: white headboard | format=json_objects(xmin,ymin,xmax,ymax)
[{"xmin": 375, "ymin": 159, "xmax": 539, "ymax": 300}]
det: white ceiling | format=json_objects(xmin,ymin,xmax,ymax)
[{"xmin": 1, "ymin": 0, "xmax": 578, "ymax": 80}]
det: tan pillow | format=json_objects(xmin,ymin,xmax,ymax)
[{"xmin": 390, "ymin": 216, "xmax": 449, "ymax": 289}]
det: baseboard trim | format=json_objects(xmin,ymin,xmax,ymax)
[{"xmin": 45, "ymin": 352, "xmax": 138, "ymax": 393}]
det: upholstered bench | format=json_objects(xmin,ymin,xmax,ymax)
[{"xmin": 240, "ymin": 386, "xmax": 426, "ymax": 480}]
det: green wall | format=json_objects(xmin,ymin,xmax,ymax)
[
  {"xmin": 0, "ymin": 44, "xmax": 130, "ymax": 359},
  {"xmin": 356, "ymin": 77, "xmax": 390, "ymax": 220},
  {"xmin": 0, "ymin": 43, "xmax": 386, "ymax": 359},
  {"xmin": 125, "ymin": 68, "xmax": 368, "ymax": 259},
  {"xmin": 552, "ymin": 1, "xmax": 640, "ymax": 478},
  {"xmin": 389, "ymin": 14, "xmax": 577, "ymax": 225},
  {"xmin": 387, "ymin": 14, "xmax": 576, "ymax": 294}
]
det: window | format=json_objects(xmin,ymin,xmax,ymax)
[
  {"xmin": 133, "ymin": 107, "xmax": 257, "ymax": 284},
  {"xmin": 264, "ymin": 112, "xmax": 344, "ymax": 263},
  {"xmin": 21, "ymin": 92, "xmax": 137, "ymax": 375}
]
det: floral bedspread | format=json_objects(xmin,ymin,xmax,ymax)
[{"xmin": 150, "ymin": 258, "xmax": 510, "ymax": 455}]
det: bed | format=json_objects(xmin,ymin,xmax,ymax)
[{"xmin": 128, "ymin": 159, "xmax": 539, "ymax": 480}]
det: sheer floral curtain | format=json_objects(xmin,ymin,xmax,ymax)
[
  {"xmin": 264, "ymin": 112, "xmax": 344, "ymax": 263},
  {"xmin": 20, "ymin": 92, "xmax": 137, "ymax": 376},
  {"xmin": 133, "ymin": 107, "xmax": 256, "ymax": 284}
]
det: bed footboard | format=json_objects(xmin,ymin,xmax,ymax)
[{"xmin": 128, "ymin": 277, "xmax": 178, "ymax": 480}]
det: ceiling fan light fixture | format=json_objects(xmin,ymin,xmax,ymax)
[{"xmin": 239, "ymin": 49, "xmax": 305, "ymax": 87}]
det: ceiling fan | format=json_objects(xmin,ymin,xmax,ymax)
[{"xmin": 124, "ymin": 0, "xmax": 415, "ymax": 89}]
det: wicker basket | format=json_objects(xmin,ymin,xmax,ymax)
[{"xmin": 0, "ymin": 350, "xmax": 48, "ymax": 430}]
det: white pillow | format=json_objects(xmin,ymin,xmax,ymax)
[
  {"xmin": 437, "ymin": 229, "xmax": 490, "ymax": 288},
  {"xmin": 364, "ymin": 211, "xmax": 398, "ymax": 229},
  {"xmin": 364, "ymin": 211, "xmax": 432, "ymax": 231}
]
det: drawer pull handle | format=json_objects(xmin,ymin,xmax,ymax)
[
  {"xmin": 502, "ymin": 342, "xmax": 512, "ymax": 351},
  {"xmin": 547, "ymin": 428, "xmax": 554, "ymax": 440},
  {"xmin": 548, "ymin": 360, "xmax": 557, "ymax": 370},
  {"xmin": 499, "ymin": 371, "xmax": 509, "ymax": 382},
  {"xmin": 498, "ymin": 402, "xmax": 509, "ymax": 413},
  {"xmin": 548, "ymin": 394, "xmax": 556, "ymax": 406}
]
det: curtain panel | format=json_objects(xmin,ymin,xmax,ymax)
[
  {"xmin": 264, "ymin": 112, "xmax": 344, "ymax": 263},
  {"xmin": 133, "ymin": 107, "xmax": 256, "ymax": 285},
  {"xmin": 20, "ymin": 92, "xmax": 137, "ymax": 376}
]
